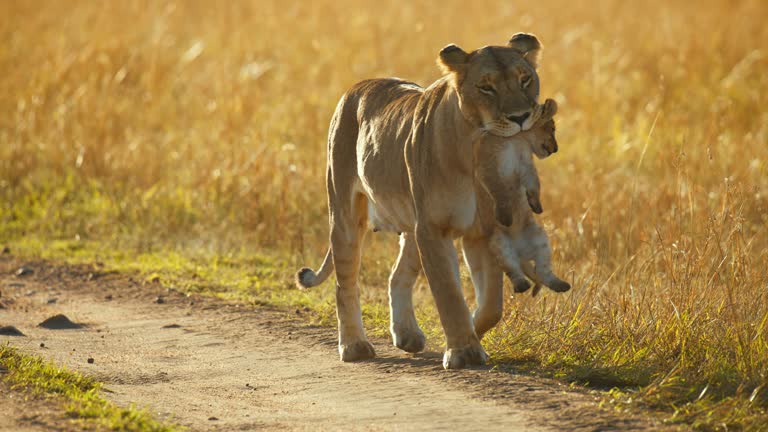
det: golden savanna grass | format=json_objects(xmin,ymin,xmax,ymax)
[{"xmin": 2, "ymin": 0, "xmax": 768, "ymax": 429}]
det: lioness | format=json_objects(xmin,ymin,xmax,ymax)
[
  {"xmin": 475, "ymin": 98, "xmax": 571, "ymax": 298},
  {"xmin": 296, "ymin": 34, "xmax": 544, "ymax": 369}
]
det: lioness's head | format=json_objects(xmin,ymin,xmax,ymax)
[{"xmin": 438, "ymin": 33, "xmax": 542, "ymax": 137}]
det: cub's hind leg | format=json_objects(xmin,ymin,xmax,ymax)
[
  {"xmin": 388, "ymin": 233, "xmax": 426, "ymax": 353},
  {"xmin": 523, "ymin": 224, "xmax": 571, "ymax": 293},
  {"xmin": 489, "ymin": 228, "xmax": 533, "ymax": 294}
]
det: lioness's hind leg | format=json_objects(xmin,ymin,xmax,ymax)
[
  {"xmin": 388, "ymin": 233, "xmax": 426, "ymax": 353},
  {"xmin": 331, "ymin": 192, "xmax": 375, "ymax": 361}
]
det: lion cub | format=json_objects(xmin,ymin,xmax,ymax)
[{"xmin": 475, "ymin": 98, "xmax": 571, "ymax": 296}]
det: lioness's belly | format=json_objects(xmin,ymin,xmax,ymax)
[
  {"xmin": 355, "ymin": 114, "xmax": 416, "ymax": 233},
  {"xmin": 366, "ymin": 191, "xmax": 415, "ymax": 233},
  {"xmin": 355, "ymin": 137, "xmax": 478, "ymax": 236},
  {"xmin": 356, "ymin": 175, "xmax": 478, "ymax": 237},
  {"xmin": 354, "ymin": 171, "xmax": 415, "ymax": 233}
]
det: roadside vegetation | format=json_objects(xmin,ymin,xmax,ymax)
[
  {"xmin": 2, "ymin": 1, "xmax": 767, "ymax": 430},
  {"xmin": 0, "ymin": 344, "xmax": 179, "ymax": 431}
]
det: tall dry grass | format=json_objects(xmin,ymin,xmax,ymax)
[{"xmin": 2, "ymin": 0, "xmax": 768, "ymax": 428}]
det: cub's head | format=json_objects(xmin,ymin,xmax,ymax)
[
  {"xmin": 527, "ymin": 98, "xmax": 558, "ymax": 159},
  {"xmin": 438, "ymin": 33, "xmax": 542, "ymax": 137}
]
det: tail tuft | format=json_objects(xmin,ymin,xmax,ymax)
[
  {"xmin": 295, "ymin": 267, "xmax": 318, "ymax": 289},
  {"xmin": 295, "ymin": 248, "xmax": 334, "ymax": 289}
]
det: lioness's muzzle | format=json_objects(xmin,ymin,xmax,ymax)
[{"xmin": 506, "ymin": 112, "xmax": 530, "ymax": 127}]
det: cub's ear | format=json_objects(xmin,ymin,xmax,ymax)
[
  {"xmin": 437, "ymin": 44, "xmax": 469, "ymax": 74},
  {"xmin": 508, "ymin": 32, "xmax": 542, "ymax": 68},
  {"xmin": 542, "ymin": 98, "xmax": 558, "ymax": 119}
]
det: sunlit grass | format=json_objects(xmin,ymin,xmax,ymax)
[
  {"xmin": 0, "ymin": 344, "xmax": 179, "ymax": 431},
  {"xmin": 2, "ymin": 0, "xmax": 768, "ymax": 430}
]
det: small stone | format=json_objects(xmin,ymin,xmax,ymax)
[
  {"xmin": 15, "ymin": 267, "xmax": 33, "ymax": 277},
  {"xmin": 38, "ymin": 314, "xmax": 82, "ymax": 330},
  {"xmin": 208, "ymin": 417, "xmax": 219, "ymax": 421},
  {"xmin": 87, "ymin": 357, "xmax": 94, "ymax": 364},
  {"xmin": 1, "ymin": 246, "xmax": 10, "ymax": 254},
  {"xmin": 40, "ymin": 342, "xmax": 45, "ymax": 348},
  {"xmin": 0, "ymin": 326, "xmax": 24, "ymax": 336},
  {"xmin": 155, "ymin": 296, "xmax": 165, "ymax": 304},
  {"xmin": 104, "ymin": 294, "xmax": 113, "ymax": 300}
]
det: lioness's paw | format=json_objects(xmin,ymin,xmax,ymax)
[
  {"xmin": 547, "ymin": 279, "xmax": 571, "ymax": 293},
  {"xmin": 442, "ymin": 344, "xmax": 488, "ymax": 369},
  {"xmin": 392, "ymin": 328, "xmax": 426, "ymax": 353},
  {"xmin": 339, "ymin": 340, "xmax": 376, "ymax": 362}
]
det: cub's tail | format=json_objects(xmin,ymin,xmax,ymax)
[{"xmin": 295, "ymin": 248, "xmax": 334, "ymax": 289}]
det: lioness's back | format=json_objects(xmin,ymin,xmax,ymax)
[{"xmin": 347, "ymin": 78, "xmax": 423, "ymax": 134}]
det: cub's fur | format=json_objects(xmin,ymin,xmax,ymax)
[
  {"xmin": 475, "ymin": 99, "xmax": 570, "ymax": 297},
  {"xmin": 296, "ymin": 33, "xmax": 545, "ymax": 369}
]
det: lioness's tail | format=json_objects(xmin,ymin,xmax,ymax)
[{"xmin": 295, "ymin": 248, "xmax": 334, "ymax": 289}]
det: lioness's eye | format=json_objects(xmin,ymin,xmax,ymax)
[{"xmin": 477, "ymin": 84, "xmax": 495, "ymax": 95}]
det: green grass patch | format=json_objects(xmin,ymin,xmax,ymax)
[
  {"xmin": 0, "ymin": 344, "xmax": 179, "ymax": 431},
  {"xmin": 6, "ymin": 230, "xmax": 768, "ymax": 431},
  {"xmin": 4, "ymin": 203, "xmax": 768, "ymax": 431}
]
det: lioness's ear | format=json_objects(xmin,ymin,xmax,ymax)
[
  {"xmin": 508, "ymin": 32, "xmax": 542, "ymax": 68},
  {"xmin": 542, "ymin": 98, "xmax": 558, "ymax": 119},
  {"xmin": 437, "ymin": 44, "xmax": 469, "ymax": 74}
]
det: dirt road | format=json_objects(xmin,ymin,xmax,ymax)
[{"xmin": 0, "ymin": 258, "xmax": 670, "ymax": 431}]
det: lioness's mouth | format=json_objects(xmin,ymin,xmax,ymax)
[{"xmin": 506, "ymin": 112, "xmax": 530, "ymax": 127}]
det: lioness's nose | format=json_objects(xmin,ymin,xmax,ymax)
[{"xmin": 506, "ymin": 112, "xmax": 530, "ymax": 127}]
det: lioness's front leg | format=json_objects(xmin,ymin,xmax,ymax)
[
  {"xmin": 462, "ymin": 235, "xmax": 505, "ymax": 339},
  {"xmin": 415, "ymin": 225, "xmax": 488, "ymax": 369}
]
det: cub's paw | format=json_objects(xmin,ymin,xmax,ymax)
[
  {"xmin": 547, "ymin": 279, "xmax": 571, "ymax": 293},
  {"xmin": 392, "ymin": 327, "xmax": 426, "ymax": 353},
  {"xmin": 508, "ymin": 274, "xmax": 532, "ymax": 293},
  {"xmin": 339, "ymin": 340, "xmax": 376, "ymax": 362},
  {"xmin": 526, "ymin": 191, "xmax": 543, "ymax": 214},
  {"xmin": 442, "ymin": 344, "xmax": 488, "ymax": 369}
]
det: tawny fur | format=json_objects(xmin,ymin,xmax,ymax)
[{"xmin": 295, "ymin": 34, "xmax": 545, "ymax": 369}]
